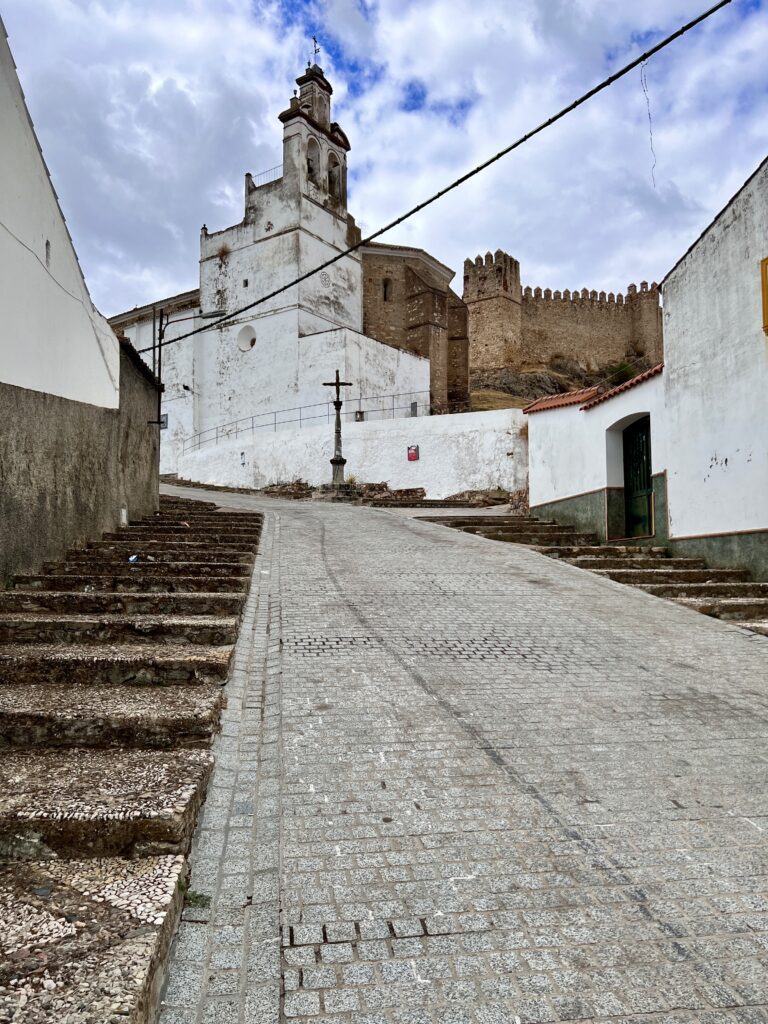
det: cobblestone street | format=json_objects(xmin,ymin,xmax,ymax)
[{"xmin": 159, "ymin": 486, "xmax": 768, "ymax": 1024}]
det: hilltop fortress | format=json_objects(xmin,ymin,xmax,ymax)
[{"xmin": 463, "ymin": 250, "xmax": 663, "ymax": 374}]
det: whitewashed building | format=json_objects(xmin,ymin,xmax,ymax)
[
  {"xmin": 525, "ymin": 156, "xmax": 768, "ymax": 578},
  {"xmin": 0, "ymin": 16, "xmax": 159, "ymax": 576},
  {"xmin": 111, "ymin": 64, "xmax": 447, "ymax": 475}
]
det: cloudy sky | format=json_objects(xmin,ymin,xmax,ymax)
[{"xmin": 3, "ymin": 0, "xmax": 766, "ymax": 316}]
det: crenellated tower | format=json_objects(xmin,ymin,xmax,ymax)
[{"xmin": 463, "ymin": 250, "xmax": 522, "ymax": 369}]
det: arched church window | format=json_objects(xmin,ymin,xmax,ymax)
[
  {"xmin": 306, "ymin": 137, "xmax": 322, "ymax": 188},
  {"xmin": 328, "ymin": 153, "xmax": 341, "ymax": 201},
  {"xmin": 383, "ymin": 278, "xmax": 393, "ymax": 302}
]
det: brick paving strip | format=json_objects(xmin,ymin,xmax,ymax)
[
  {"xmin": 158, "ymin": 484, "xmax": 768, "ymax": 1024},
  {"xmin": 0, "ymin": 495, "xmax": 263, "ymax": 1023}
]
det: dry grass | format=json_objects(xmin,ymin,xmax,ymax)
[{"xmin": 470, "ymin": 390, "xmax": 530, "ymax": 412}]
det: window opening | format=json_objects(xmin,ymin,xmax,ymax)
[
  {"xmin": 383, "ymin": 278, "xmax": 392, "ymax": 302},
  {"xmin": 45, "ymin": 239, "xmax": 51, "ymax": 268}
]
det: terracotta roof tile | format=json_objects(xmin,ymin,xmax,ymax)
[
  {"xmin": 580, "ymin": 362, "xmax": 664, "ymax": 411},
  {"xmin": 523, "ymin": 386, "xmax": 601, "ymax": 415}
]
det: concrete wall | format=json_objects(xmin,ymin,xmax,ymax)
[
  {"xmin": 662, "ymin": 158, "xmax": 768, "ymax": 542},
  {"xmin": 178, "ymin": 409, "xmax": 527, "ymax": 500},
  {"xmin": 0, "ymin": 20, "xmax": 119, "ymax": 408},
  {"xmin": 0, "ymin": 345, "xmax": 159, "ymax": 580}
]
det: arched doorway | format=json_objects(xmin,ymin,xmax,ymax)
[
  {"xmin": 605, "ymin": 412, "xmax": 654, "ymax": 539},
  {"xmin": 622, "ymin": 415, "xmax": 653, "ymax": 536}
]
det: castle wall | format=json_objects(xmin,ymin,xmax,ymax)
[
  {"xmin": 520, "ymin": 288, "xmax": 633, "ymax": 370},
  {"xmin": 464, "ymin": 250, "xmax": 663, "ymax": 372}
]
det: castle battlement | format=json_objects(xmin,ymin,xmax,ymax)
[
  {"xmin": 522, "ymin": 281, "xmax": 659, "ymax": 306},
  {"xmin": 463, "ymin": 250, "xmax": 521, "ymax": 303}
]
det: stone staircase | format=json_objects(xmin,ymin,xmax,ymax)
[
  {"xmin": 0, "ymin": 495, "xmax": 262, "ymax": 1023},
  {"xmin": 424, "ymin": 514, "xmax": 768, "ymax": 635}
]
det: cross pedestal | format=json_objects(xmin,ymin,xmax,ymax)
[{"xmin": 314, "ymin": 369, "xmax": 363, "ymax": 502}]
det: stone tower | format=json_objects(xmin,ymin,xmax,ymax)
[{"xmin": 463, "ymin": 251, "xmax": 522, "ymax": 370}]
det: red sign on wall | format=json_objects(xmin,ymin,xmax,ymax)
[{"xmin": 407, "ymin": 445, "xmax": 420, "ymax": 462}]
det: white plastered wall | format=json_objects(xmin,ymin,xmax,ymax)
[
  {"xmin": 662, "ymin": 161, "xmax": 768, "ymax": 539},
  {"xmin": 527, "ymin": 375, "xmax": 666, "ymax": 507},
  {"xmin": 178, "ymin": 408, "xmax": 527, "ymax": 499},
  {"xmin": 0, "ymin": 21, "xmax": 119, "ymax": 407}
]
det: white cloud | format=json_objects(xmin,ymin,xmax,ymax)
[{"xmin": 3, "ymin": 0, "xmax": 766, "ymax": 314}]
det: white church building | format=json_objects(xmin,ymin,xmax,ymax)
[{"xmin": 112, "ymin": 63, "xmax": 469, "ymax": 479}]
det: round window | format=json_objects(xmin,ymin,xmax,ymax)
[{"xmin": 237, "ymin": 325, "xmax": 257, "ymax": 352}]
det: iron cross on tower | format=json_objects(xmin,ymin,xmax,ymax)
[
  {"xmin": 312, "ymin": 35, "xmax": 321, "ymax": 60},
  {"xmin": 323, "ymin": 369, "xmax": 352, "ymax": 487}
]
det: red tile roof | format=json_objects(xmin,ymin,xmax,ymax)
[
  {"xmin": 580, "ymin": 363, "xmax": 664, "ymax": 411},
  {"xmin": 523, "ymin": 386, "xmax": 601, "ymax": 415}
]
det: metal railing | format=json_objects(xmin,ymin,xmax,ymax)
[
  {"xmin": 182, "ymin": 391, "xmax": 431, "ymax": 454},
  {"xmin": 251, "ymin": 163, "xmax": 283, "ymax": 187}
]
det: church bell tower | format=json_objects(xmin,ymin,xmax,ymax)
[{"xmin": 278, "ymin": 63, "xmax": 351, "ymax": 213}]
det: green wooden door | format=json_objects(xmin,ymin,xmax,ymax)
[{"xmin": 623, "ymin": 417, "xmax": 653, "ymax": 537}]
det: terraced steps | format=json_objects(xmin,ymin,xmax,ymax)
[
  {"xmin": 567, "ymin": 556, "xmax": 705, "ymax": 571},
  {"xmin": 426, "ymin": 512, "xmax": 764, "ymax": 633},
  {"xmin": 0, "ymin": 683, "xmax": 223, "ymax": 747},
  {"xmin": 0, "ymin": 613, "xmax": 237, "ymax": 646},
  {"xmin": 593, "ymin": 567, "xmax": 751, "ymax": 585},
  {"xmin": 0, "ymin": 748, "xmax": 213, "ymax": 857},
  {"xmin": 0, "ymin": 856, "xmax": 185, "ymax": 1024},
  {"xmin": 0, "ymin": 589, "xmax": 245, "ymax": 616},
  {"xmin": 14, "ymin": 573, "xmax": 250, "ymax": 593},
  {"xmin": 0, "ymin": 642, "xmax": 232, "ymax": 685},
  {"xmin": 0, "ymin": 492, "xmax": 263, "ymax": 1022}
]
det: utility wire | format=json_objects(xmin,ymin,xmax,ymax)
[{"xmin": 138, "ymin": 0, "xmax": 731, "ymax": 357}]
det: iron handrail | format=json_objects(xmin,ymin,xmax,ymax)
[{"xmin": 181, "ymin": 391, "xmax": 431, "ymax": 454}]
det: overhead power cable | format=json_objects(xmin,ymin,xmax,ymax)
[{"xmin": 138, "ymin": 0, "xmax": 731, "ymax": 356}]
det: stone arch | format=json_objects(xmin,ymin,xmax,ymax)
[
  {"xmin": 327, "ymin": 152, "xmax": 342, "ymax": 201},
  {"xmin": 306, "ymin": 136, "xmax": 322, "ymax": 188}
]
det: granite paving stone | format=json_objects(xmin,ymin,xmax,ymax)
[{"xmin": 158, "ymin": 484, "xmax": 768, "ymax": 1023}]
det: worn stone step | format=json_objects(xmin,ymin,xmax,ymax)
[
  {"xmin": 0, "ymin": 589, "xmax": 245, "ymax": 617},
  {"xmin": 104, "ymin": 530, "xmax": 260, "ymax": 547},
  {"xmin": 113, "ymin": 523, "xmax": 261, "ymax": 537},
  {"xmin": 738, "ymin": 619, "xmax": 768, "ymax": 636},
  {"xmin": 673, "ymin": 596, "xmax": 768, "ymax": 621},
  {"xmin": 458, "ymin": 523, "xmax": 566, "ymax": 534},
  {"xmin": 0, "ymin": 856, "xmax": 185, "ymax": 1023},
  {"xmin": 567, "ymin": 556, "xmax": 706, "ymax": 570},
  {"xmin": 0, "ymin": 613, "xmax": 238, "ymax": 647},
  {"xmin": 424, "ymin": 516, "xmax": 546, "ymax": 526},
  {"xmin": 139, "ymin": 513, "xmax": 263, "ymax": 526},
  {"xmin": 637, "ymin": 581, "xmax": 768, "ymax": 599},
  {"xmin": 0, "ymin": 747, "xmax": 213, "ymax": 857},
  {"xmin": 0, "ymin": 682, "xmax": 223, "ymax": 748},
  {"xmin": 0, "ymin": 642, "xmax": 231, "ymax": 685},
  {"xmin": 536, "ymin": 545, "xmax": 669, "ymax": 558},
  {"xmin": 594, "ymin": 568, "xmax": 751, "ymax": 585},
  {"xmin": 13, "ymin": 573, "xmax": 249, "ymax": 593},
  {"xmin": 50, "ymin": 561, "xmax": 245, "ymax": 578},
  {"xmin": 485, "ymin": 531, "xmax": 600, "ymax": 546},
  {"xmin": 85, "ymin": 542, "xmax": 254, "ymax": 562}
]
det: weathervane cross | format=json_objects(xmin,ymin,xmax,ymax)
[{"xmin": 312, "ymin": 35, "xmax": 321, "ymax": 60}]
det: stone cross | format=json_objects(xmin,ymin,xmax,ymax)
[{"xmin": 323, "ymin": 369, "xmax": 352, "ymax": 487}]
